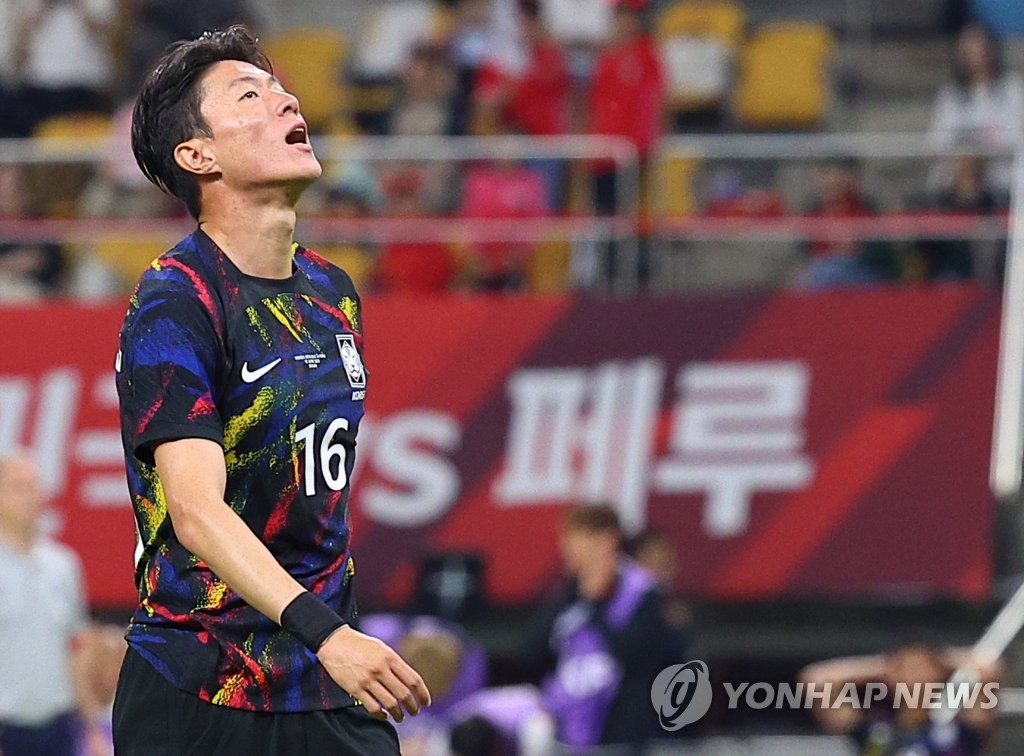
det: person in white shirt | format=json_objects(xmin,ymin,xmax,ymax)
[
  {"xmin": 929, "ymin": 23, "xmax": 1024, "ymax": 197},
  {"xmin": 0, "ymin": 449, "xmax": 99, "ymax": 756},
  {"xmin": 11, "ymin": 0, "xmax": 115, "ymax": 133}
]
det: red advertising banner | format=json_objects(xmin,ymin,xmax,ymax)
[{"xmin": 0, "ymin": 286, "xmax": 999, "ymax": 608}]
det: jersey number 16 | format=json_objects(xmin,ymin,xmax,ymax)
[{"xmin": 295, "ymin": 418, "xmax": 349, "ymax": 496}]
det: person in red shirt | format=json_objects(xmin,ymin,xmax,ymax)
[
  {"xmin": 587, "ymin": 0, "xmax": 665, "ymax": 285},
  {"xmin": 375, "ymin": 169, "xmax": 460, "ymax": 294},
  {"xmin": 460, "ymin": 157, "xmax": 551, "ymax": 290},
  {"xmin": 473, "ymin": 0, "xmax": 571, "ymax": 209},
  {"xmin": 589, "ymin": 0, "xmax": 665, "ymax": 169},
  {"xmin": 473, "ymin": 0, "xmax": 571, "ymax": 139}
]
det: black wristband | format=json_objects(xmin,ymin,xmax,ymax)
[{"xmin": 280, "ymin": 591, "xmax": 346, "ymax": 652}]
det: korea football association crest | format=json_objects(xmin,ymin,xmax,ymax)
[{"xmin": 336, "ymin": 334, "xmax": 366, "ymax": 389}]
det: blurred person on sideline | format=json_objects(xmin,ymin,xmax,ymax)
[
  {"xmin": 0, "ymin": 449, "xmax": 105, "ymax": 756},
  {"xmin": 74, "ymin": 624, "xmax": 128, "ymax": 756},
  {"xmin": 448, "ymin": 686, "xmax": 557, "ymax": 756},
  {"xmin": 0, "ymin": 163, "xmax": 65, "ymax": 301},
  {"xmin": 631, "ymin": 530, "xmax": 693, "ymax": 666},
  {"xmin": 795, "ymin": 161, "xmax": 900, "ymax": 290},
  {"xmin": 801, "ymin": 644, "xmax": 1002, "ymax": 755},
  {"xmin": 528, "ymin": 504, "xmax": 670, "ymax": 751},
  {"xmin": 459, "ymin": 155, "xmax": 551, "ymax": 291},
  {"xmin": 8, "ymin": 0, "xmax": 115, "ymax": 136},
  {"xmin": 929, "ymin": 24, "xmax": 1024, "ymax": 196},
  {"xmin": 112, "ymin": 27, "xmax": 429, "ymax": 754}
]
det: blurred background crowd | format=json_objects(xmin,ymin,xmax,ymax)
[{"xmin": 0, "ymin": 0, "xmax": 1022, "ymax": 300}]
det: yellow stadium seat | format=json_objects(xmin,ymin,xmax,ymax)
[
  {"xmin": 651, "ymin": 156, "xmax": 701, "ymax": 217},
  {"xmin": 736, "ymin": 22, "xmax": 835, "ymax": 129},
  {"xmin": 527, "ymin": 240, "xmax": 570, "ymax": 294},
  {"xmin": 263, "ymin": 29, "xmax": 347, "ymax": 131},
  {"xmin": 33, "ymin": 112, "xmax": 111, "ymax": 143},
  {"xmin": 314, "ymin": 243, "xmax": 373, "ymax": 291},
  {"xmin": 29, "ymin": 113, "xmax": 113, "ymax": 216},
  {"xmin": 657, "ymin": 1, "xmax": 746, "ymax": 110},
  {"xmin": 93, "ymin": 235, "xmax": 175, "ymax": 288}
]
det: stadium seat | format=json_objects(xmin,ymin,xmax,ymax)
[
  {"xmin": 92, "ymin": 235, "xmax": 175, "ymax": 289},
  {"xmin": 352, "ymin": 1, "xmax": 445, "ymax": 78},
  {"xmin": 735, "ymin": 22, "xmax": 835, "ymax": 130},
  {"xmin": 314, "ymin": 243, "xmax": 373, "ymax": 291},
  {"xmin": 527, "ymin": 239, "xmax": 571, "ymax": 293},
  {"xmin": 30, "ymin": 113, "xmax": 112, "ymax": 217},
  {"xmin": 263, "ymin": 29, "xmax": 348, "ymax": 132},
  {"xmin": 652, "ymin": 155, "xmax": 701, "ymax": 217},
  {"xmin": 657, "ymin": 1, "xmax": 747, "ymax": 113}
]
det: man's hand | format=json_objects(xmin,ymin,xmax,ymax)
[{"xmin": 317, "ymin": 626, "xmax": 431, "ymax": 723}]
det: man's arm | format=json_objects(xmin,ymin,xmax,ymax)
[
  {"xmin": 154, "ymin": 437, "xmax": 430, "ymax": 722},
  {"xmin": 799, "ymin": 655, "xmax": 887, "ymax": 734},
  {"xmin": 942, "ymin": 647, "xmax": 1003, "ymax": 731}
]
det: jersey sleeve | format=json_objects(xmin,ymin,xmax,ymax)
[{"xmin": 119, "ymin": 273, "xmax": 224, "ymax": 464}]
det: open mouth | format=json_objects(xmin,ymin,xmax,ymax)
[{"xmin": 285, "ymin": 125, "xmax": 308, "ymax": 146}]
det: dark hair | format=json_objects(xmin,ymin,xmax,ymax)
[
  {"xmin": 564, "ymin": 503, "xmax": 622, "ymax": 536},
  {"xmin": 131, "ymin": 26, "xmax": 272, "ymax": 219},
  {"xmin": 450, "ymin": 715, "xmax": 506, "ymax": 756},
  {"xmin": 518, "ymin": 0, "xmax": 541, "ymax": 18}
]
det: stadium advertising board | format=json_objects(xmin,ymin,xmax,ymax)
[{"xmin": 0, "ymin": 286, "xmax": 998, "ymax": 607}]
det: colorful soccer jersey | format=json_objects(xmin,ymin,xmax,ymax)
[{"xmin": 116, "ymin": 229, "xmax": 366, "ymax": 712}]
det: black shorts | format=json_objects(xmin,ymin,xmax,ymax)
[{"xmin": 112, "ymin": 648, "xmax": 399, "ymax": 755}]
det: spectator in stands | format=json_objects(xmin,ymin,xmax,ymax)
[
  {"xmin": 588, "ymin": 0, "xmax": 665, "ymax": 217},
  {"xmin": 389, "ymin": 42, "xmax": 459, "ymax": 138},
  {"xmin": 78, "ymin": 101, "xmax": 180, "ymax": 219},
  {"xmin": 801, "ymin": 643, "xmax": 1001, "ymax": 755},
  {"xmin": 795, "ymin": 162, "xmax": 901, "ymax": 290},
  {"xmin": 374, "ymin": 168, "xmax": 461, "ymax": 293},
  {"xmin": 914, "ymin": 154, "xmax": 1004, "ymax": 282},
  {"xmin": 929, "ymin": 24, "xmax": 1024, "ymax": 196},
  {"xmin": 442, "ymin": 0, "xmax": 495, "ymax": 136},
  {"xmin": 122, "ymin": 0, "xmax": 259, "ymax": 99},
  {"xmin": 0, "ymin": 164, "xmax": 64, "ymax": 301},
  {"xmin": 459, "ymin": 156, "xmax": 551, "ymax": 291},
  {"xmin": 586, "ymin": 0, "xmax": 665, "ymax": 287},
  {"xmin": 473, "ymin": 0, "xmax": 571, "ymax": 140},
  {"xmin": 0, "ymin": 449, "xmax": 103, "ymax": 755},
  {"xmin": 703, "ymin": 169, "xmax": 789, "ymax": 220},
  {"xmin": 473, "ymin": 0, "xmax": 571, "ymax": 207},
  {"xmin": 7, "ymin": 0, "xmax": 116, "ymax": 136},
  {"xmin": 528, "ymin": 504, "xmax": 669, "ymax": 751}
]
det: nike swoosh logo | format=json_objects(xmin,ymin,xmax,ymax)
[{"xmin": 241, "ymin": 358, "xmax": 282, "ymax": 383}]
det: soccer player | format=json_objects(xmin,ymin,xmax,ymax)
[{"xmin": 111, "ymin": 27, "xmax": 430, "ymax": 754}]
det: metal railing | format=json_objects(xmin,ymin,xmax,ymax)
[{"xmin": 4, "ymin": 129, "xmax": 1024, "ymax": 503}]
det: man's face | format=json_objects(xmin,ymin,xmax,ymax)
[
  {"xmin": 191, "ymin": 60, "xmax": 322, "ymax": 193},
  {"xmin": 0, "ymin": 454, "xmax": 44, "ymax": 533},
  {"xmin": 560, "ymin": 526, "xmax": 618, "ymax": 575}
]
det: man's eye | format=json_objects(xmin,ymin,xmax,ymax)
[{"xmin": 241, "ymin": 91, "xmax": 258, "ymax": 100}]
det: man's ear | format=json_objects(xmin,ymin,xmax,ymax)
[{"xmin": 173, "ymin": 137, "xmax": 219, "ymax": 177}]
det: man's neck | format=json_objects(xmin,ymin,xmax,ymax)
[{"xmin": 199, "ymin": 192, "xmax": 299, "ymax": 279}]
